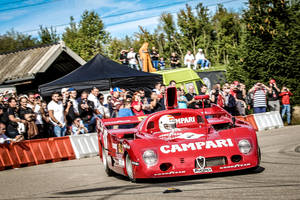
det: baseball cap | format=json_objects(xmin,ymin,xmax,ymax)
[
  {"xmin": 233, "ymin": 81, "xmax": 239, "ymax": 86},
  {"xmin": 113, "ymin": 87, "xmax": 122, "ymax": 92},
  {"xmin": 68, "ymin": 88, "xmax": 76, "ymax": 92},
  {"xmin": 270, "ymin": 79, "xmax": 276, "ymax": 84},
  {"xmin": 61, "ymin": 88, "xmax": 69, "ymax": 94},
  {"xmin": 198, "ymin": 48, "xmax": 203, "ymax": 51}
]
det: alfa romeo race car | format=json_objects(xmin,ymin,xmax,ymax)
[{"xmin": 96, "ymin": 87, "xmax": 260, "ymax": 182}]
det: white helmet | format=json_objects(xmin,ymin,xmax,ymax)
[{"xmin": 159, "ymin": 115, "xmax": 176, "ymax": 133}]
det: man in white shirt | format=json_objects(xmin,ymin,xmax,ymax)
[
  {"xmin": 88, "ymin": 87, "xmax": 102, "ymax": 117},
  {"xmin": 127, "ymin": 48, "xmax": 140, "ymax": 70},
  {"xmin": 48, "ymin": 92, "xmax": 66, "ymax": 137},
  {"xmin": 184, "ymin": 51, "xmax": 195, "ymax": 69},
  {"xmin": 194, "ymin": 48, "xmax": 210, "ymax": 70}
]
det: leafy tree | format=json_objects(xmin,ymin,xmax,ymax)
[
  {"xmin": 228, "ymin": 0, "xmax": 300, "ymax": 103},
  {"xmin": 62, "ymin": 11, "xmax": 110, "ymax": 61},
  {"xmin": 0, "ymin": 29, "xmax": 38, "ymax": 53},
  {"xmin": 211, "ymin": 5, "xmax": 242, "ymax": 64},
  {"xmin": 38, "ymin": 25, "xmax": 60, "ymax": 44}
]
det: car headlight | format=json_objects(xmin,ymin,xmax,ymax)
[
  {"xmin": 238, "ymin": 139, "xmax": 252, "ymax": 154},
  {"xmin": 142, "ymin": 150, "xmax": 158, "ymax": 167}
]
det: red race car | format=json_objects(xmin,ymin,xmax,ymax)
[{"xmin": 97, "ymin": 87, "xmax": 260, "ymax": 182}]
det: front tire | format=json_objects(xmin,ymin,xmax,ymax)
[
  {"xmin": 102, "ymin": 146, "xmax": 113, "ymax": 176},
  {"xmin": 125, "ymin": 154, "xmax": 136, "ymax": 182}
]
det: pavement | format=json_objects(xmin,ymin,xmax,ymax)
[{"xmin": 0, "ymin": 125, "xmax": 299, "ymax": 200}]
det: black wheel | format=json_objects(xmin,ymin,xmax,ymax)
[
  {"xmin": 125, "ymin": 154, "xmax": 136, "ymax": 182},
  {"xmin": 102, "ymin": 146, "xmax": 114, "ymax": 176}
]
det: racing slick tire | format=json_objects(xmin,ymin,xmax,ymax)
[
  {"xmin": 125, "ymin": 153, "xmax": 136, "ymax": 182},
  {"xmin": 102, "ymin": 146, "xmax": 114, "ymax": 176}
]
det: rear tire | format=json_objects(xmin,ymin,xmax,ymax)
[
  {"xmin": 125, "ymin": 154, "xmax": 136, "ymax": 182},
  {"xmin": 102, "ymin": 146, "xmax": 113, "ymax": 176}
]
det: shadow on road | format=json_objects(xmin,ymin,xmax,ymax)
[{"xmin": 54, "ymin": 166, "xmax": 265, "ymax": 199}]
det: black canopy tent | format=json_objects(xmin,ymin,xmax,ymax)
[{"xmin": 39, "ymin": 54, "xmax": 162, "ymax": 95}]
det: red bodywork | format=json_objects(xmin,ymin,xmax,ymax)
[{"xmin": 96, "ymin": 104, "xmax": 260, "ymax": 180}]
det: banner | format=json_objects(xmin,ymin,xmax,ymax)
[{"xmin": 197, "ymin": 71, "xmax": 226, "ymax": 90}]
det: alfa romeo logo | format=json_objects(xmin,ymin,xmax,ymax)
[{"xmin": 196, "ymin": 156, "xmax": 206, "ymax": 170}]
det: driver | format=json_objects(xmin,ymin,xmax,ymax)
[{"xmin": 159, "ymin": 115, "xmax": 177, "ymax": 133}]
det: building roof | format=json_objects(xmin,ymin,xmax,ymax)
[{"xmin": 0, "ymin": 41, "xmax": 86, "ymax": 84}]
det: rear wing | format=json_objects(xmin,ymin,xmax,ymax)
[{"xmin": 101, "ymin": 115, "xmax": 148, "ymax": 127}]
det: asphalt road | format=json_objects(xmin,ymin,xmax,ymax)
[{"xmin": 1, "ymin": 126, "xmax": 300, "ymax": 200}]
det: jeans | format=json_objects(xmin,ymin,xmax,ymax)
[
  {"xmin": 281, "ymin": 104, "xmax": 291, "ymax": 124},
  {"xmin": 84, "ymin": 114, "xmax": 102, "ymax": 133},
  {"xmin": 6, "ymin": 130, "xmax": 19, "ymax": 138},
  {"xmin": 152, "ymin": 60, "xmax": 159, "ymax": 70},
  {"xmin": 196, "ymin": 59, "xmax": 210, "ymax": 69},
  {"xmin": 253, "ymin": 107, "xmax": 266, "ymax": 114},
  {"xmin": 129, "ymin": 64, "xmax": 140, "ymax": 70},
  {"xmin": 53, "ymin": 125, "xmax": 66, "ymax": 137}
]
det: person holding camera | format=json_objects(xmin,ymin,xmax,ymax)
[
  {"xmin": 249, "ymin": 82, "xmax": 271, "ymax": 114},
  {"xmin": 78, "ymin": 90, "xmax": 97, "ymax": 132},
  {"xmin": 48, "ymin": 92, "xmax": 66, "ymax": 137},
  {"xmin": 18, "ymin": 96, "xmax": 38, "ymax": 139},
  {"xmin": 279, "ymin": 86, "xmax": 293, "ymax": 125},
  {"xmin": 267, "ymin": 79, "xmax": 281, "ymax": 112},
  {"xmin": 71, "ymin": 117, "xmax": 88, "ymax": 135}
]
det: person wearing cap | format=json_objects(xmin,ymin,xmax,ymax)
[
  {"xmin": 267, "ymin": 79, "xmax": 281, "ymax": 112},
  {"xmin": 119, "ymin": 50, "xmax": 128, "ymax": 65},
  {"xmin": 111, "ymin": 87, "xmax": 123, "ymax": 118},
  {"xmin": 184, "ymin": 51, "xmax": 195, "ymax": 69},
  {"xmin": 194, "ymin": 48, "xmax": 210, "ymax": 70},
  {"xmin": 279, "ymin": 86, "xmax": 293, "ymax": 125}
]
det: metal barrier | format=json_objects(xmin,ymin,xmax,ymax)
[
  {"xmin": 253, "ymin": 111, "xmax": 284, "ymax": 131},
  {"xmin": 69, "ymin": 133, "xmax": 99, "ymax": 159}
]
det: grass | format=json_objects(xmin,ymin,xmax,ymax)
[{"xmin": 159, "ymin": 64, "xmax": 227, "ymax": 72}]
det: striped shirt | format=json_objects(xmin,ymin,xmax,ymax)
[{"xmin": 253, "ymin": 89, "xmax": 267, "ymax": 108}]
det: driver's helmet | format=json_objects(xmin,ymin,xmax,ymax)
[{"xmin": 159, "ymin": 115, "xmax": 176, "ymax": 132}]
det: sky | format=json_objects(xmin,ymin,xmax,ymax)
[{"xmin": 0, "ymin": 0, "xmax": 248, "ymax": 38}]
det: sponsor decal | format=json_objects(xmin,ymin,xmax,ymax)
[
  {"xmin": 158, "ymin": 132, "xmax": 204, "ymax": 140},
  {"xmin": 193, "ymin": 167, "xmax": 213, "ymax": 173},
  {"xmin": 176, "ymin": 117, "xmax": 195, "ymax": 124},
  {"xmin": 160, "ymin": 139, "xmax": 234, "ymax": 154},
  {"xmin": 176, "ymin": 132, "xmax": 204, "ymax": 139},
  {"xmin": 154, "ymin": 170, "xmax": 186, "ymax": 176},
  {"xmin": 220, "ymin": 163, "xmax": 251, "ymax": 169}
]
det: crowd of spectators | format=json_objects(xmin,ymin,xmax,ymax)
[
  {"xmin": 0, "ymin": 78, "xmax": 293, "ymax": 143},
  {"xmin": 119, "ymin": 47, "xmax": 211, "ymax": 70}
]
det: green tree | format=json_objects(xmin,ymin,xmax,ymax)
[
  {"xmin": 38, "ymin": 25, "xmax": 60, "ymax": 44},
  {"xmin": 62, "ymin": 11, "xmax": 110, "ymax": 61},
  {"xmin": 0, "ymin": 29, "xmax": 38, "ymax": 53},
  {"xmin": 211, "ymin": 4, "xmax": 242, "ymax": 65},
  {"xmin": 228, "ymin": 0, "xmax": 300, "ymax": 103}
]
